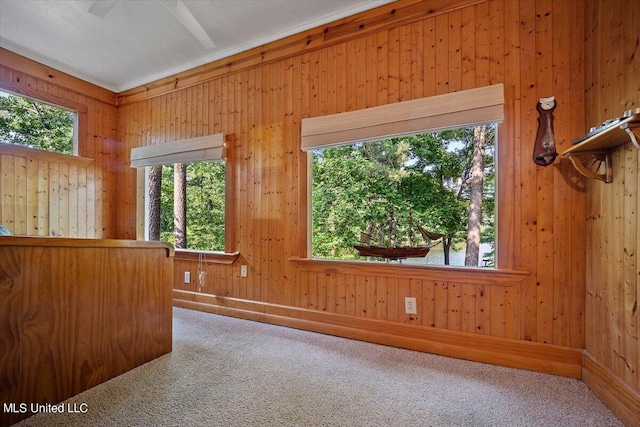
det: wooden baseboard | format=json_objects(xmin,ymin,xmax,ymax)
[
  {"xmin": 583, "ymin": 351, "xmax": 640, "ymax": 427},
  {"xmin": 173, "ymin": 290, "xmax": 582, "ymax": 378}
]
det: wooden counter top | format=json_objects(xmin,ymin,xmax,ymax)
[{"xmin": 0, "ymin": 236, "xmax": 174, "ymax": 257}]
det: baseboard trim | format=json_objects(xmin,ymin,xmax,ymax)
[
  {"xmin": 173, "ymin": 290, "xmax": 582, "ymax": 378},
  {"xmin": 583, "ymin": 351, "xmax": 640, "ymax": 427}
]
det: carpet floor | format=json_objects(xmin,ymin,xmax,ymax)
[{"xmin": 16, "ymin": 307, "xmax": 623, "ymax": 427}]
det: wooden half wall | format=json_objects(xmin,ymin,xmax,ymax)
[
  {"xmin": 0, "ymin": 236, "xmax": 174, "ymax": 426},
  {"xmin": 116, "ymin": 0, "xmax": 587, "ymax": 373},
  {"xmin": 0, "ymin": 48, "xmax": 119, "ymax": 239}
]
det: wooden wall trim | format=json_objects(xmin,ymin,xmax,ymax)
[
  {"xmin": 583, "ymin": 351, "xmax": 640, "ymax": 427},
  {"xmin": 0, "ymin": 78, "xmax": 89, "ymax": 114},
  {"xmin": 116, "ymin": 0, "xmax": 484, "ymax": 106},
  {"xmin": 290, "ymin": 257, "xmax": 529, "ymax": 286},
  {"xmin": 174, "ymin": 290, "xmax": 582, "ymax": 378},
  {"xmin": 0, "ymin": 48, "xmax": 116, "ymax": 106},
  {"xmin": 323, "ymin": 0, "xmax": 484, "ymax": 42}
]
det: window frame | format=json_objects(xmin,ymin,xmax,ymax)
[
  {"xmin": 132, "ymin": 134, "xmax": 237, "ymax": 258},
  {"xmin": 0, "ymin": 85, "xmax": 86, "ymax": 158},
  {"xmin": 301, "ymin": 84, "xmax": 504, "ymax": 269}
]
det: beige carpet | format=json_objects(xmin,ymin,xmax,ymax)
[{"xmin": 16, "ymin": 307, "xmax": 622, "ymax": 427}]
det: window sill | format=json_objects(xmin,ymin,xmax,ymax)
[
  {"xmin": 174, "ymin": 249, "xmax": 240, "ymax": 265},
  {"xmin": 289, "ymin": 257, "xmax": 529, "ymax": 286},
  {"xmin": 0, "ymin": 142, "xmax": 94, "ymax": 167}
]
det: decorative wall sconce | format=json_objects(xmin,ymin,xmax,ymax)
[{"xmin": 533, "ymin": 96, "xmax": 558, "ymax": 166}]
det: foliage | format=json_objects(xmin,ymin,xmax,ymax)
[
  {"xmin": 159, "ymin": 161, "xmax": 225, "ymax": 251},
  {"xmin": 0, "ymin": 91, "xmax": 74, "ymax": 154},
  {"xmin": 312, "ymin": 127, "xmax": 496, "ymax": 265}
]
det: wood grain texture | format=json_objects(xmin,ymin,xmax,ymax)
[
  {"xmin": 0, "ymin": 237, "xmax": 173, "ymax": 426},
  {"xmin": 584, "ymin": 0, "xmax": 640, "ymax": 407},
  {"xmin": 117, "ymin": 0, "xmax": 587, "ymax": 353},
  {"xmin": 0, "ymin": 59, "xmax": 118, "ymax": 239},
  {"xmin": 0, "ymin": 0, "xmax": 634, "ymax": 420}
]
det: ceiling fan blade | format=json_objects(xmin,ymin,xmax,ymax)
[
  {"xmin": 161, "ymin": 0, "xmax": 216, "ymax": 50},
  {"xmin": 88, "ymin": 0, "xmax": 122, "ymax": 18}
]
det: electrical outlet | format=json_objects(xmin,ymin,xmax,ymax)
[
  {"xmin": 184, "ymin": 271, "xmax": 191, "ymax": 284},
  {"xmin": 405, "ymin": 297, "xmax": 417, "ymax": 314},
  {"xmin": 240, "ymin": 265, "xmax": 248, "ymax": 278}
]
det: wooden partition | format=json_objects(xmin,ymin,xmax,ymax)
[
  {"xmin": 0, "ymin": 237, "xmax": 174, "ymax": 426},
  {"xmin": 582, "ymin": 0, "xmax": 640, "ymax": 425},
  {"xmin": 116, "ymin": 0, "xmax": 588, "ymax": 377}
]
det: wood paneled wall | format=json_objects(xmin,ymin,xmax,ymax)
[
  {"xmin": 0, "ymin": 48, "xmax": 118, "ymax": 238},
  {"xmin": 117, "ymin": 0, "xmax": 588, "ymax": 353},
  {"xmin": 0, "ymin": 237, "xmax": 173, "ymax": 426},
  {"xmin": 582, "ymin": 0, "xmax": 640, "ymax": 423}
]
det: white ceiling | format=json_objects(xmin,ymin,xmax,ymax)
[{"xmin": 0, "ymin": 0, "xmax": 394, "ymax": 93}]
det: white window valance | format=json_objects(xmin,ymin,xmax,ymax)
[
  {"xmin": 130, "ymin": 133, "xmax": 225, "ymax": 168},
  {"xmin": 301, "ymin": 84, "xmax": 504, "ymax": 151}
]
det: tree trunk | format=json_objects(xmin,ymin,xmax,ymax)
[
  {"xmin": 465, "ymin": 125, "xmax": 486, "ymax": 266},
  {"xmin": 174, "ymin": 163, "xmax": 187, "ymax": 249},
  {"xmin": 147, "ymin": 165, "xmax": 162, "ymax": 241},
  {"xmin": 389, "ymin": 209, "xmax": 397, "ymax": 246},
  {"xmin": 442, "ymin": 236, "xmax": 452, "ymax": 265}
]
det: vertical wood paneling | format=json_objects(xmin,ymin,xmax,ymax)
[
  {"xmin": 534, "ymin": 0, "xmax": 554, "ymax": 345},
  {"xmin": 584, "ymin": 0, "xmax": 640, "ymax": 398},
  {"xmin": 551, "ymin": 0, "xmax": 572, "ymax": 347},
  {"xmin": 517, "ymin": 0, "xmax": 538, "ymax": 343},
  {"xmin": 26, "ymin": 158, "xmax": 38, "ymax": 234},
  {"xmin": 13, "ymin": 156, "xmax": 26, "ymax": 235},
  {"xmin": 114, "ymin": 0, "xmax": 592, "ymax": 352}
]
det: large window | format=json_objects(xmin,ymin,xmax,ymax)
[
  {"xmin": 0, "ymin": 90, "xmax": 76, "ymax": 154},
  {"xmin": 312, "ymin": 126, "xmax": 496, "ymax": 267},
  {"xmin": 302, "ymin": 84, "xmax": 504, "ymax": 268}
]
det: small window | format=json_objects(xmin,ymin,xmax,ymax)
[
  {"xmin": 0, "ymin": 90, "xmax": 77, "ymax": 155},
  {"xmin": 131, "ymin": 134, "xmax": 227, "ymax": 252},
  {"xmin": 153, "ymin": 161, "xmax": 226, "ymax": 251}
]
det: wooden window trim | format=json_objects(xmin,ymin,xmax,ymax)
[
  {"xmin": 174, "ymin": 249, "xmax": 240, "ymax": 265},
  {"xmin": 0, "ymin": 142, "xmax": 93, "ymax": 167},
  {"xmin": 290, "ymin": 257, "xmax": 529, "ymax": 286}
]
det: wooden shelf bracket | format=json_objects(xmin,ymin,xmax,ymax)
[
  {"xmin": 565, "ymin": 151, "xmax": 612, "ymax": 183},
  {"xmin": 622, "ymin": 123, "xmax": 640, "ymax": 150}
]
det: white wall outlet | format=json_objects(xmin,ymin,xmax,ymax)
[
  {"xmin": 405, "ymin": 297, "xmax": 417, "ymax": 314},
  {"xmin": 240, "ymin": 265, "xmax": 248, "ymax": 278},
  {"xmin": 184, "ymin": 271, "xmax": 191, "ymax": 284}
]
